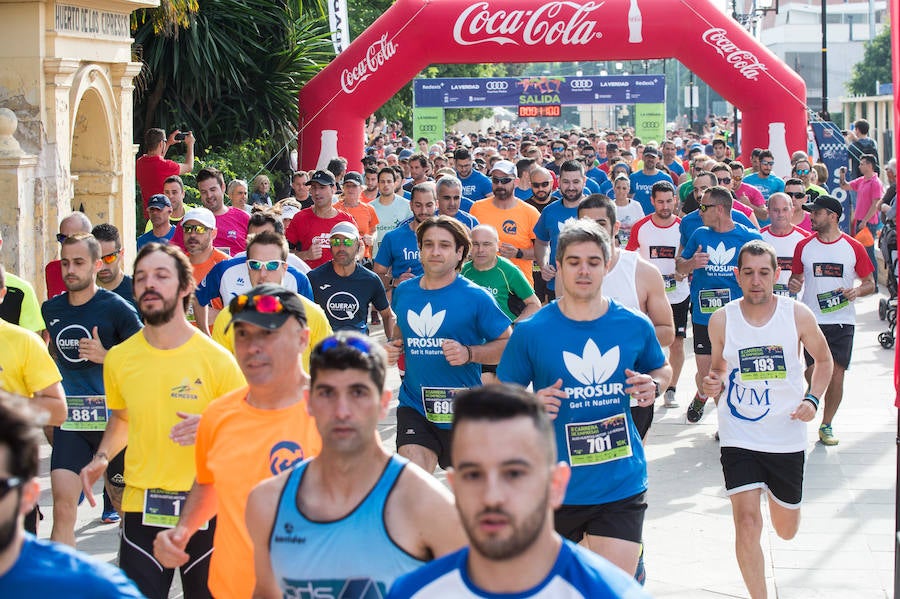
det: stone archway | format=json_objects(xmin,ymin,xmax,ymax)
[{"xmin": 70, "ymin": 71, "xmax": 118, "ymax": 228}]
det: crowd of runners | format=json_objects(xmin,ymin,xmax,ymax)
[{"xmin": 0, "ymin": 118, "xmax": 894, "ymax": 598}]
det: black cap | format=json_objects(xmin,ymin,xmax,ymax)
[
  {"xmin": 226, "ymin": 284, "xmax": 307, "ymax": 331},
  {"xmin": 308, "ymin": 170, "xmax": 336, "ymax": 186},
  {"xmin": 802, "ymin": 194, "xmax": 843, "ymax": 217},
  {"xmin": 343, "ymin": 171, "xmax": 363, "ymax": 185},
  {"xmin": 148, "ymin": 194, "xmax": 172, "ymax": 210},
  {"xmin": 642, "ymin": 146, "xmax": 659, "ymax": 157}
]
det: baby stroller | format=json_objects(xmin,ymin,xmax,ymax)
[{"xmin": 878, "ymin": 216, "xmax": 897, "ymax": 348}]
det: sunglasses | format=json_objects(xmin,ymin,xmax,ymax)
[
  {"xmin": 56, "ymin": 233, "xmax": 68, "ymax": 243},
  {"xmin": 491, "ymin": 176, "xmax": 513, "ymax": 185},
  {"xmin": 761, "ymin": 161, "xmax": 775, "ymax": 166},
  {"xmin": 247, "ymin": 259, "xmax": 286, "ymax": 271},
  {"xmin": 532, "ymin": 181, "xmax": 551, "ymax": 188},
  {"xmin": 716, "ymin": 177, "xmax": 732, "ymax": 185},
  {"xmin": 183, "ymin": 224, "xmax": 211, "ymax": 235},
  {"xmin": 0, "ymin": 476, "xmax": 22, "ymax": 500},
  {"xmin": 551, "ymin": 147, "xmax": 565, "ymax": 153},
  {"xmin": 232, "ymin": 293, "xmax": 284, "ymax": 314},
  {"xmin": 794, "ymin": 169, "xmax": 811, "ymax": 176},
  {"xmin": 698, "ymin": 203, "xmax": 719, "ymax": 212},
  {"xmin": 314, "ymin": 335, "xmax": 374, "ymax": 357},
  {"xmin": 100, "ymin": 251, "xmax": 120, "ymax": 264},
  {"xmin": 582, "ymin": 153, "xmax": 596, "ymax": 159},
  {"xmin": 329, "ymin": 238, "xmax": 356, "ymax": 247},
  {"xmin": 786, "ymin": 191, "xmax": 807, "ymax": 199}
]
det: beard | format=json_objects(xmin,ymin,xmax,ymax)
[
  {"xmin": 462, "ymin": 488, "xmax": 549, "ymax": 561},
  {"xmin": 64, "ymin": 274, "xmax": 92, "ymax": 293},
  {"xmin": 139, "ymin": 291, "xmax": 180, "ymax": 326}
]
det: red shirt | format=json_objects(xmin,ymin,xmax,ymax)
[
  {"xmin": 285, "ymin": 208, "xmax": 356, "ymax": 269},
  {"xmin": 44, "ymin": 261, "xmax": 65, "ymax": 299},
  {"xmin": 136, "ymin": 155, "xmax": 180, "ymax": 214}
]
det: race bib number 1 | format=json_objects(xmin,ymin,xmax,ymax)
[
  {"xmin": 422, "ymin": 387, "xmax": 463, "ymax": 424},
  {"xmin": 142, "ymin": 489, "xmax": 208, "ymax": 530},
  {"xmin": 565, "ymin": 414, "xmax": 632, "ymax": 467},
  {"xmin": 738, "ymin": 346, "xmax": 787, "ymax": 381},
  {"xmin": 61, "ymin": 396, "xmax": 107, "ymax": 432},
  {"xmin": 699, "ymin": 289, "xmax": 731, "ymax": 314},
  {"xmin": 817, "ymin": 289, "xmax": 848, "ymax": 313}
]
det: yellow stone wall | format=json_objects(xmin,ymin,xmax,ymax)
[{"xmin": 0, "ymin": 0, "xmax": 154, "ymax": 297}]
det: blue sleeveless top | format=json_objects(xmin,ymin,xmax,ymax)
[{"xmin": 270, "ymin": 454, "xmax": 425, "ymax": 597}]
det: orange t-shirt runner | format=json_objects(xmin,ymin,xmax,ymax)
[{"xmin": 194, "ymin": 387, "xmax": 322, "ymax": 598}]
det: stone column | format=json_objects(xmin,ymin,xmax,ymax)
[{"xmin": 0, "ymin": 108, "xmax": 40, "ymax": 291}]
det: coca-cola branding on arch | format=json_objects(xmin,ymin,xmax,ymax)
[
  {"xmin": 452, "ymin": 1, "xmax": 606, "ymax": 47},
  {"xmin": 340, "ymin": 33, "xmax": 397, "ymax": 94},
  {"xmin": 701, "ymin": 28, "xmax": 767, "ymax": 81}
]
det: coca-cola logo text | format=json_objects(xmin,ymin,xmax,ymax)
[
  {"xmin": 452, "ymin": 1, "xmax": 605, "ymax": 47},
  {"xmin": 340, "ymin": 33, "xmax": 397, "ymax": 94},
  {"xmin": 701, "ymin": 28, "xmax": 767, "ymax": 81}
]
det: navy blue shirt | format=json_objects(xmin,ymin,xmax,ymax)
[{"xmin": 308, "ymin": 263, "xmax": 390, "ymax": 333}]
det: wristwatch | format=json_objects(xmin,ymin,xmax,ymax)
[
  {"xmin": 652, "ymin": 379, "xmax": 661, "ymax": 398},
  {"xmin": 515, "ymin": 248, "xmax": 524, "ymax": 259}
]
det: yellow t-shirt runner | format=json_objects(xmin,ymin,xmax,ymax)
[
  {"xmin": 211, "ymin": 295, "xmax": 333, "ymax": 370},
  {"xmin": 104, "ymin": 330, "xmax": 246, "ymax": 512},
  {"xmin": 0, "ymin": 319, "xmax": 61, "ymax": 396}
]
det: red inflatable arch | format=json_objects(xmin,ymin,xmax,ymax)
[{"xmin": 297, "ymin": 0, "xmax": 807, "ymax": 169}]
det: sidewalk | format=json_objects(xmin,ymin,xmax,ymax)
[{"xmin": 35, "ymin": 291, "xmax": 897, "ymax": 598}]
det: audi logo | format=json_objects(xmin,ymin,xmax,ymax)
[
  {"xmin": 570, "ymin": 79, "xmax": 593, "ymax": 90},
  {"xmin": 485, "ymin": 81, "xmax": 509, "ymax": 91}
]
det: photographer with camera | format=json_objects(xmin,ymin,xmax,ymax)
[{"xmin": 136, "ymin": 128, "xmax": 195, "ymax": 217}]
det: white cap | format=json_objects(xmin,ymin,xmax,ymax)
[{"xmin": 182, "ymin": 207, "xmax": 216, "ymax": 229}]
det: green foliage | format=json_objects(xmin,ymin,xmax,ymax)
[
  {"xmin": 169, "ymin": 137, "xmax": 286, "ymax": 205},
  {"xmin": 132, "ymin": 0, "xmax": 334, "ymax": 149},
  {"xmin": 847, "ymin": 26, "xmax": 892, "ymax": 96}
]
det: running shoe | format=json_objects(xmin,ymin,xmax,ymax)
[
  {"xmin": 101, "ymin": 510, "xmax": 120, "ymax": 524},
  {"xmin": 818, "ymin": 424, "xmax": 839, "ymax": 446},
  {"xmin": 663, "ymin": 388, "xmax": 679, "ymax": 408},
  {"xmin": 686, "ymin": 395, "xmax": 706, "ymax": 423}
]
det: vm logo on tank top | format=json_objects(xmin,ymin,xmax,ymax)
[
  {"xmin": 725, "ymin": 368, "xmax": 771, "ymax": 421},
  {"xmin": 562, "ymin": 340, "xmax": 624, "ymax": 403},
  {"xmin": 405, "ymin": 303, "xmax": 446, "ymax": 354}
]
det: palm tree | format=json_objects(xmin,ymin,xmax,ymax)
[{"xmin": 132, "ymin": 0, "xmax": 333, "ymax": 149}]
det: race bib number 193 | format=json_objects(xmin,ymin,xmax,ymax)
[{"xmin": 738, "ymin": 346, "xmax": 787, "ymax": 381}]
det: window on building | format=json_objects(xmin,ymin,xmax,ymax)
[{"xmin": 785, "ymin": 52, "xmax": 823, "ymax": 90}]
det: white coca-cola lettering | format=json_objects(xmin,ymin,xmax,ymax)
[
  {"xmin": 452, "ymin": 1, "xmax": 604, "ymax": 47},
  {"xmin": 340, "ymin": 33, "xmax": 397, "ymax": 94},
  {"xmin": 701, "ymin": 28, "xmax": 767, "ymax": 81}
]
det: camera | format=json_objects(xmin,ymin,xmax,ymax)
[{"xmin": 174, "ymin": 131, "xmax": 191, "ymax": 141}]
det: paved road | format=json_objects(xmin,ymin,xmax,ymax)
[{"xmin": 35, "ymin": 291, "xmax": 898, "ymax": 598}]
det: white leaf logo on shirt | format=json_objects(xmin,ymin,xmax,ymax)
[
  {"xmin": 563, "ymin": 340, "xmax": 620, "ymax": 385},
  {"xmin": 407, "ymin": 303, "xmax": 446, "ymax": 337},
  {"xmin": 557, "ymin": 217, "xmax": 578, "ymax": 232},
  {"xmin": 708, "ymin": 242, "xmax": 736, "ymax": 266}
]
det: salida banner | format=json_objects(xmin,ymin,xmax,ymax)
[
  {"xmin": 297, "ymin": 0, "xmax": 807, "ymax": 169},
  {"xmin": 413, "ymin": 75, "xmax": 666, "ymax": 108}
]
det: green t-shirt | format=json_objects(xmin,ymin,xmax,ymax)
[{"xmin": 461, "ymin": 256, "xmax": 535, "ymax": 321}]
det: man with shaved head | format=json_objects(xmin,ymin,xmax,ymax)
[{"xmin": 46, "ymin": 212, "xmax": 92, "ymax": 299}]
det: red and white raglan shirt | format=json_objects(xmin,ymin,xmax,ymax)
[
  {"xmin": 792, "ymin": 233, "xmax": 874, "ymax": 325},
  {"xmin": 626, "ymin": 215, "xmax": 690, "ymax": 305}
]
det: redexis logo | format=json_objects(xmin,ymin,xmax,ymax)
[
  {"xmin": 406, "ymin": 303, "xmax": 446, "ymax": 352},
  {"xmin": 269, "ymin": 441, "xmax": 305, "ymax": 475},
  {"xmin": 562, "ymin": 340, "xmax": 624, "ymax": 401},
  {"xmin": 706, "ymin": 242, "xmax": 736, "ymax": 274}
]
